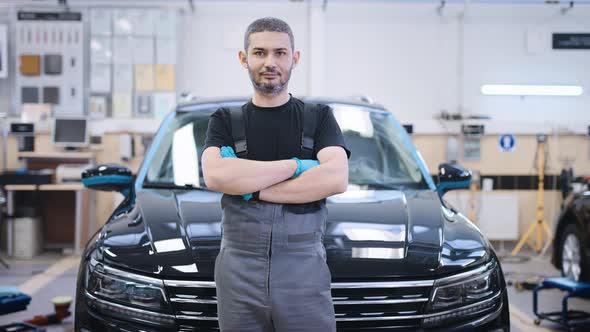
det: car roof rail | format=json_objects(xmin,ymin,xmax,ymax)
[
  {"xmin": 178, "ymin": 91, "xmax": 198, "ymax": 103},
  {"xmin": 344, "ymin": 95, "xmax": 375, "ymax": 104}
]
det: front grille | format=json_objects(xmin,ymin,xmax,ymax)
[
  {"xmin": 163, "ymin": 279, "xmax": 434, "ymax": 331},
  {"xmin": 164, "ymin": 280, "xmax": 220, "ymax": 331},
  {"xmin": 332, "ymin": 280, "xmax": 433, "ymax": 330}
]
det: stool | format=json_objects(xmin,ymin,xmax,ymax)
[{"xmin": 533, "ymin": 277, "xmax": 590, "ymax": 330}]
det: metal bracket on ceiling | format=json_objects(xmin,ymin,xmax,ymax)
[
  {"xmin": 561, "ymin": 1, "xmax": 574, "ymax": 15},
  {"xmin": 437, "ymin": 0, "xmax": 446, "ymax": 16},
  {"xmin": 188, "ymin": 0, "xmax": 195, "ymax": 13},
  {"xmin": 323, "ymin": 0, "xmax": 328, "ymax": 11}
]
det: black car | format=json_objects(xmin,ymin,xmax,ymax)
[
  {"xmin": 75, "ymin": 97, "xmax": 510, "ymax": 331},
  {"xmin": 552, "ymin": 177, "xmax": 590, "ymax": 282}
]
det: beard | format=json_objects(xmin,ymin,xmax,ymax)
[{"xmin": 248, "ymin": 66, "xmax": 292, "ymax": 96}]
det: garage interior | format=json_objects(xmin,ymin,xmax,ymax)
[{"xmin": 0, "ymin": 0, "xmax": 590, "ymax": 331}]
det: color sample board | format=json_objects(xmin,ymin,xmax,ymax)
[
  {"xmin": 15, "ymin": 11, "xmax": 85, "ymax": 116},
  {"xmin": 90, "ymin": 8, "xmax": 178, "ymax": 119}
]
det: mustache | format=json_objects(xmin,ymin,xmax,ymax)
[{"xmin": 260, "ymin": 69, "xmax": 280, "ymax": 75}]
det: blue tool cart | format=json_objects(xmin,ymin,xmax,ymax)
[{"xmin": 533, "ymin": 277, "xmax": 590, "ymax": 330}]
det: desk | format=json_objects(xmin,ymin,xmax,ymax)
[
  {"xmin": 5, "ymin": 183, "xmax": 95, "ymax": 255},
  {"xmin": 17, "ymin": 152, "xmax": 95, "ymax": 177},
  {"xmin": 18, "ymin": 152, "xmax": 94, "ymax": 160}
]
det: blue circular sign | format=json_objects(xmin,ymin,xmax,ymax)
[{"xmin": 499, "ymin": 134, "xmax": 515, "ymax": 152}]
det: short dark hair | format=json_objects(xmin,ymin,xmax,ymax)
[{"xmin": 244, "ymin": 17, "xmax": 294, "ymax": 51}]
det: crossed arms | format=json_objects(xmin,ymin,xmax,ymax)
[{"xmin": 201, "ymin": 146, "xmax": 348, "ymax": 204}]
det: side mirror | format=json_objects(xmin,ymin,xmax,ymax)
[
  {"xmin": 81, "ymin": 164, "xmax": 133, "ymax": 193},
  {"xmin": 436, "ymin": 163, "xmax": 471, "ymax": 196}
]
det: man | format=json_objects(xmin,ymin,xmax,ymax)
[{"xmin": 202, "ymin": 17, "xmax": 349, "ymax": 332}]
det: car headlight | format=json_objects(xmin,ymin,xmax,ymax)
[
  {"xmin": 429, "ymin": 260, "xmax": 501, "ymax": 311},
  {"xmin": 85, "ymin": 258, "xmax": 174, "ymax": 326}
]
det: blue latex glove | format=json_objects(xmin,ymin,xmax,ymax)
[
  {"xmin": 220, "ymin": 146, "xmax": 252, "ymax": 201},
  {"xmin": 291, "ymin": 158, "xmax": 320, "ymax": 179},
  {"xmin": 220, "ymin": 146, "xmax": 237, "ymax": 158}
]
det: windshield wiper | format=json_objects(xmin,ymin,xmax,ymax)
[
  {"xmin": 143, "ymin": 181, "xmax": 213, "ymax": 191},
  {"xmin": 369, "ymin": 183, "xmax": 403, "ymax": 190}
]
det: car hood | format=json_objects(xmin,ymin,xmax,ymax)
[{"xmin": 97, "ymin": 188, "xmax": 490, "ymax": 280}]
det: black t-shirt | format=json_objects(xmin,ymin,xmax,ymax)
[
  {"xmin": 204, "ymin": 96, "xmax": 350, "ymax": 212},
  {"xmin": 204, "ymin": 96, "xmax": 350, "ymax": 160}
]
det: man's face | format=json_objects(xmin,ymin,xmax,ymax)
[{"xmin": 240, "ymin": 31, "xmax": 299, "ymax": 96}]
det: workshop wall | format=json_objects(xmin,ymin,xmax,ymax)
[
  {"xmin": 414, "ymin": 133, "xmax": 588, "ymax": 238},
  {"xmin": 2, "ymin": 2, "xmax": 589, "ymax": 134},
  {"xmin": 170, "ymin": 1, "xmax": 590, "ymax": 134},
  {"xmin": 413, "ymin": 134, "xmax": 590, "ymax": 175},
  {"xmin": 0, "ymin": 10, "xmax": 13, "ymax": 117},
  {"xmin": 177, "ymin": 2, "xmax": 310, "ymax": 100},
  {"xmin": 1, "ymin": 1, "xmax": 590, "ymax": 246},
  {"xmin": 444, "ymin": 189, "xmax": 563, "ymax": 241},
  {"xmin": 322, "ymin": 3, "xmax": 590, "ymax": 130}
]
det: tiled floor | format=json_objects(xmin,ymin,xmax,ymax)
[
  {"xmin": 501, "ymin": 250, "xmax": 590, "ymax": 332},
  {"xmin": 1, "ymin": 250, "xmax": 590, "ymax": 331},
  {"xmin": 0, "ymin": 253, "xmax": 76, "ymax": 332}
]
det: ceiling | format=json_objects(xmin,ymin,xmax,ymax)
[{"xmin": 1, "ymin": 0, "xmax": 590, "ymax": 10}]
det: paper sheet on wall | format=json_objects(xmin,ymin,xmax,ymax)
[
  {"xmin": 154, "ymin": 92, "xmax": 176, "ymax": 121},
  {"xmin": 156, "ymin": 38, "xmax": 176, "ymax": 64},
  {"xmin": 90, "ymin": 36, "xmax": 112, "ymax": 64},
  {"xmin": 113, "ymin": 64, "xmax": 133, "ymax": 92},
  {"xmin": 21, "ymin": 103, "xmax": 51, "ymax": 123},
  {"xmin": 134, "ymin": 93, "xmax": 154, "ymax": 118},
  {"xmin": 155, "ymin": 64, "xmax": 175, "ymax": 91},
  {"xmin": 133, "ymin": 37, "xmax": 154, "ymax": 64},
  {"xmin": 112, "ymin": 92, "xmax": 132, "ymax": 118},
  {"xmin": 89, "ymin": 95, "xmax": 108, "ymax": 119},
  {"xmin": 155, "ymin": 10, "xmax": 176, "ymax": 38},
  {"xmin": 113, "ymin": 37, "xmax": 133, "ymax": 64},
  {"xmin": 114, "ymin": 10, "xmax": 133, "ymax": 36},
  {"xmin": 90, "ymin": 9, "xmax": 112, "ymax": 36},
  {"xmin": 134, "ymin": 64, "xmax": 154, "ymax": 91},
  {"xmin": 91, "ymin": 63, "xmax": 111, "ymax": 93}
]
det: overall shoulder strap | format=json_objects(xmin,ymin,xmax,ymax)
[
  {"xmin": 301, "ymin": 103, "xmax": 319, "ymax": 159},
  {"xmin": 228, "ymin": 105, "xmax": 248, "ymax": 158}
]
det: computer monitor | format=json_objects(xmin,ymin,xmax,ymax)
[{"xmin": 52, "ymin": 117, "xmax": 88, "ymax": 149}]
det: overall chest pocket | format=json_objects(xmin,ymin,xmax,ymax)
[{"xmin": 283, "ymin": 206, "xmax": 328, "ymax": 248}]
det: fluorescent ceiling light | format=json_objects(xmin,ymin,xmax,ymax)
[{"xmin": 481, "ymin": 84, "xmax": 583, "ymax": 96}]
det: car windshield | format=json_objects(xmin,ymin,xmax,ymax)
[{"xmin": 144, "ymin": 103, "xmax": 430, "ymax": 191}]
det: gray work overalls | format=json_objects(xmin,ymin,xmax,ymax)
[{"xmin": 214, "ymin": 194, "xmax": 336, "ymax": 332}]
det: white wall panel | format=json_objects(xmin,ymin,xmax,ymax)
[
  {"xmin": 1, "ymin": 2, "xmax": 590, "ymax": 134},
  {"xmin": 325, "ymin": 7, "xmax": 460, "ymax": 123},
  {"xmin": 323, "ymin": 3, "xmax": 590, "ymax": 130},
  {"xmin": 463, "ymin": 6, "xmax": 590, "ymax": 126}
]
